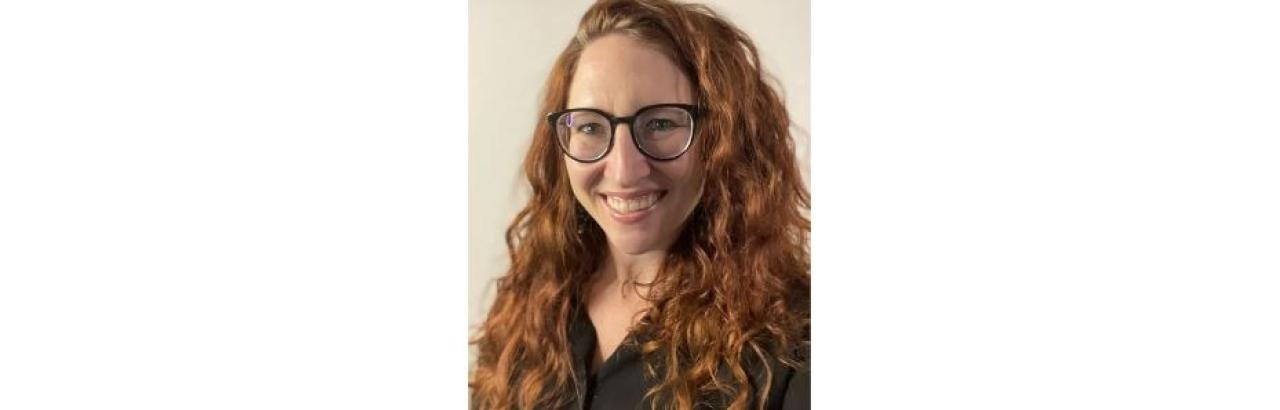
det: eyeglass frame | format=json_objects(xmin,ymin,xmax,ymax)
[{"xmin": 545, "ymin": 103, "xmax": 704, "ymax": 163}]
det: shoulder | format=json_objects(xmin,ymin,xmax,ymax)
[
  {"xmin": 776, "ymin": 349, "xmax": 809, "ymax": 410},
  {"xmin": 762, "ymin": 343, "xmax": 809, "ymax": 410}
]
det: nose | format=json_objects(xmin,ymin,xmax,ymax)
[{"xmin": 604, "ymin": 123, "xmax": 651, "ymax": 186}]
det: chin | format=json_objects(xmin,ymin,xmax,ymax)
[{"xmin": 603, "ymin": 232, "xmax": 662, "ymax": 255}]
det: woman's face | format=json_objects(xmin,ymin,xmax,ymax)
[{"xmin": 564, "ymin": 33, "xmax": 704, "ymax": 256}]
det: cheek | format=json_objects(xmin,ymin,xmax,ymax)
[
  {"xmin": 564, "ymin": 161, "xmax": 600, "ymax": 198},
  {"xmin": 665, "ymin": 155, "xmax": 703, "ymax": 193}
]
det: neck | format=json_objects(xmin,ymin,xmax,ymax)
[{"xmin": 596, "ymin": 245, "xmax": 667, "ymax": 300}]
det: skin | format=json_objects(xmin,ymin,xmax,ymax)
[{"xmin": 564, "ymin": 33, "xmax": 705, "ymax": 368}]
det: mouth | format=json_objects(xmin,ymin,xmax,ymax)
[{"xmin": 598, "ymin": 190, "xmax": 666, "ymax": 223}]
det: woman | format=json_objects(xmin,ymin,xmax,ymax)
[{"xmin": 471, "ymin": 0, "xmax": 810, "ymax": 409}]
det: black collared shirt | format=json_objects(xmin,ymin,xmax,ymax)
[{"xmin": 565, "ymin": 304, "xmax": 810, "ymax": 410}]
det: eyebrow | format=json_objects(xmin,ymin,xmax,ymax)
[{"xmin": 560, "ymin": 102, "xmax": 692, "ymax": 116}]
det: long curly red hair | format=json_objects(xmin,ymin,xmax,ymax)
[{"xmin": 470, "ymin": 1, "xmax": 809, "ymax": 408}]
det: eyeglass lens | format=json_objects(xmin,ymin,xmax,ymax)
[{"xmin": 555, "ymin": 106, "xmax": 693, "ymax": 161}]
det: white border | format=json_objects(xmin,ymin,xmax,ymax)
[
  {"xmin": 0, "ymin": 0, "xmax": 466, "ymax": 408},
  {"xmin": 817, "ymin": 0, "xmax": 1280, "ymax": 407}
]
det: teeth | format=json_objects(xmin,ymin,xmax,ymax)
[{"xmin": 605, "ymin": 193, "xmax": 660, "ymax": 214}]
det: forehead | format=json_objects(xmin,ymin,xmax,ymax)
[{"xmin": 567, "ymin": 33, "xmax": 693, "ymax": 113}]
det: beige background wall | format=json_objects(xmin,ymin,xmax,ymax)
[{"xmin": 469, "ymin": 0, "xmax": 810, "ymax": 331}]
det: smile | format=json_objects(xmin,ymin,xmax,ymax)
[{"xmin": 599, "ymin": 191, "xmax": 666, "ymax": 222}]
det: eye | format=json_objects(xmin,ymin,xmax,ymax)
[
  {"xmin": 576, "ymin": 123, "xmax": 604, "ymax": 135},
  {"xmin": 645, "ymin": 118, "xmax": 679, "ymax": 131}
]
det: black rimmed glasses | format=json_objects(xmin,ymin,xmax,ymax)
[{"xmin": 547, "ymin": 103, "xmax": 701, "ymax": 163}]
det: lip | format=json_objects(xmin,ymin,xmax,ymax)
[
  {"xmin": 598, "ymin": 190, "xmax": 665, "ymax": 224},
  {"xmin": 599, "ymin": 190, "xmax": 663, "ymax": 199}
]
